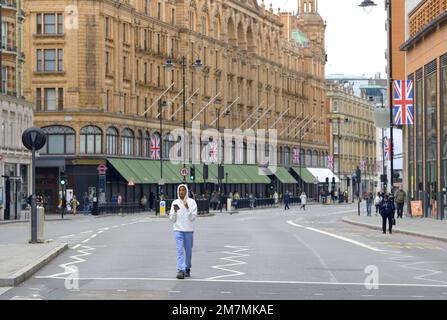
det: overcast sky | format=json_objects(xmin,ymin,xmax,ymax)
[{"xmin": 260, "ymin": 0, "xmax": 387, "ymax": 78}]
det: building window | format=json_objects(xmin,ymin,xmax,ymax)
[
  {"xmin": 58, "ymin": 49, "xmax": 63, "ymax": 71},
  {"xmin": 105, "ymin": 17, "xmax": 110, "ymax": 38},
  {"xmin": 145, "ymin": 0, "xmax": 148, "ymax": 14},
  {"xmin": 57, "ymin": 14, "xmax": 63, "ymax": 34},
  {"xmin": 1, "ymin": 21, "xmax": 7, "ymax": 49},
  {"xmin": 80, "ymin": 126, "xmax": 102, "ymax": 154},
  {"xmin": 58, "ymin": 88, "xmax": 64, "ymax": 111},
  {"xmin": 41, "ymin": 126, "xmax": 75, "ymax": 154},
  {"xmin": 171, "ymin": 8, "xmax": 175, "ymax": 24},
  {"xmin": 37, "ymin": 49, "xmax": 63, "ymax": 72},
  {"xmin": 123, "ymin": 56, "xmax": 127, "ymax": 78},
  {"xmin": 144, "ymin": 62, "xmax": 147, "ymax": 83},
  {"xmin": 37, "ymin": 14, "xmax": 42, "ymax": 34},
  {"xmin": 106, "ymin": 127, "xmax": 118, "ymax": 155},
  {"xmin": 136, "ymin": 130, "xmax": 143, "ymax": 157},
  {"xmin": 1, "ymin": 67, "xmax": 6, "ymax": 94},
  {"xmin": 44, "ymin": 88, "xmax": 56, "ymax": 111},
  {"xmin": 441, "ymin": 54, "xmax": 447, "ymax": 217},
  {"xmin": 425, "ymin": 60, "xmax": 437, "ymax": 214},
  {"xmin": 106, "ymin": 90, "xmax": 110, "ymax": 111},
  {"xmin": 121, "ymin": 128, "xmax": 134, "ymax": 156},
  {"xmin": 123, "ymin": 23, "xmax": 127, "ymax": 43},
  {"xmin": 36, "ymin": 88, "xmax": 42, "ymax": 111},
  {"xmin": 158, "ymin": 2, "xmax": 161, "ymax": 20},
  {"xmin": 416, "ymin": 69, "xmax": 423, "ymax": 197},
  {"xmin": 144, "ymin": 131, "xmax": 150, "ymax": 157}
]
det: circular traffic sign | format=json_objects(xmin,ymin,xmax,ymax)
[
  {"xmin": 180, "ymin": 167, "xmax": 189, "ymax": 177},
  {"xmin": 97, "ymin": 164, "xmax": 108, "ymax": 174}
]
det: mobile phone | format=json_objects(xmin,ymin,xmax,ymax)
[{"xmin": 173, "ymin": 204, "xmax": 180, "ymax": 210}]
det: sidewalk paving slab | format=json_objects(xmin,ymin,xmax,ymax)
[
  {"xmin": 0, "ymin": 242, "xmax": 68, "ymax": 287},
  {"xmin": 342, "ymin": 215, "xmax": 447, "ymax": 242}
]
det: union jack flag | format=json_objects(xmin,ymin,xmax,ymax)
[
  {"xmin": 327, "ymin": 155, "xmax": 333, "ymax": 170},
  {"xmin": 393, "ymin": 80, "xmax": 414, "ymax": 125},
  {"xmin": 293, "ymin": 147, "xmax": 300, "ymax": 164},
  {"xmin": 209, "ymin": 141, "xmax": 218, "ymax": 163},
  {"xmin": 384, "ymin": 138, "xmax": 392, "ymax": 161},
  {"xmin": 150, "ymin": 135, "xmax": 160, "ymax": 160}
]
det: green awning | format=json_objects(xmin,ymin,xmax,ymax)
[
  {"xmin": 292, "ymin": 166, "xmax": 317, "ymax": 184},
  {"xmin": 269, "ymin": 166, "xmax": 298, "ymax": 184},
  {"xmin": 108, "ymin": 159, "xmax": 144, "ymax": 184},
  {"xmin": 224, "ymin": 165, "xmax": 253, "ymax": 184},
  {"xmin": 240, "ymin": 165, "xmax": 271, "ymax": 184}
]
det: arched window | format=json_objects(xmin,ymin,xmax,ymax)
[
  {"xmin": 121, "ymin": 128, "xmax": 134, "ymax": 156},
  {"xmin": 305, "ymin": 150, "xmax": 312, "ymax": 167},
  {"xmin": 162, "ymin": 133, "xmax": 172, "ymax": 160},
  {"xmin": 279, "ymin": 146, "xmax": 283, "ymax": 165},
  {"xmin": 106, "ymin": 127, "xmax": 118, "ymax": 155},
  {"xmin": 136, "ymin": 130, "xmax": 143, "ymax": 157},
  {"xmin": 80, "ymin": 125, "xmax": 102, "ymax": 154},
  {"xmin": 312, "ymin": 150, "xmax": 318, "ymax": 167},
  {"xmin": 41, "ymin": 126, "xmax": 75, "ymax": 154},
  {"xmin": 144, "ymin": 131, "xmax": 150, "ymax": 157}
]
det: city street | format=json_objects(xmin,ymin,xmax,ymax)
[{"xmin": 1, "ymin": 204, "xmax": 447, "ymax": 300}]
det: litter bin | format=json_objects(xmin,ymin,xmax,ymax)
[{"xmin": 92, "ymin": 199, "xmax": 99, "ymax": 216}]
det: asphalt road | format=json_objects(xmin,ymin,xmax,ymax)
[{"xmin": 1, "ymin": 204, "xmax": 447, "ymax": 300}]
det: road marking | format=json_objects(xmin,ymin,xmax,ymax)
[
  {"xmin": 169, "ymin": 291, "xmax": 181, "ymax": 293},
  {"xmin": 60, "ymin": 234, "xmax": 76, "ymax": 238},
  {"xmin": 90, "ymin": 234, "xmax": 97, "ymax": 239},
  {"xmin": 207, "ymin": 246, "xmax": 249, "ymax": 280},
  {"xmin": 33, "ymin": 276, "xmax": 447, "ymax": 288},
  {"xmin": 328, "ymin": 209, "xmax": 359, "ymax": 216},
  {"xmin": 287, "ymin": 221, "xmax": 384, "ymax": 252},
  {"xmin": 314, "ymin": 293, "xmax": 324, "ymax": 296},
  {"xmin": 97, "ymin": 231, "xmax": 104, "ymax": 234},
  {"xmin": 117, "ymin": 289, "xmax": 128, "ymax": 292},
  {"xmin": 411, "ymin": 296, "xmax": 424, "ymax": 298},
  {"xmin": 82, "ymin": 239, "xmax": 90, "ymax": 243},
  {"xmin": 0, "ymin": 287, "xmax": 13, "ymax": 296},
  {"xmin": 81, "ymin": 231, "xmax": 93, "ymax": 234},
  {"xmin": 220, "ymin": 291, "xmax": 232, "ymax": 294},
  {"xmin": 362, "ymin": 295, "xmax": 375, "ymax": 297},
  {"xmin": 72, "ymin": 244, "xmax": 81, "ymax": 249}
]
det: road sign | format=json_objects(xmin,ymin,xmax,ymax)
[
  {"xmin": 180, "ymin": 167, "xmax": 189, "ymax": 177},
  {"xmin": 97, "ymin": 164, "xmax": 107, "ymax": 174},
  {"xmin": 128, "ymin": 180, "xmax": 135, "ymax": 187}
]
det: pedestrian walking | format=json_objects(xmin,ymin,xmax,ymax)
[
  {"xmin": 169, "ymin": 184, "xmax": 198, "ymax": 280},
  {"xmin": 140, "ymin": 195, "xmax": 147, "ymax": 211},
  {"xmin": 149, "ymin": 192, "xmax": 155, "ymax": 211},
  {"xmin": 233, "ymin": 192, "xmax": 240, "ymax": 209},
  {"xmin": 374, "ymin": 192, "xmax": 381, "ymax": 216},
  {"xmin": 300, "ymin": 191, "xmax": 307, "ymax": 211},
  {"xmin": 273, "ymin": 191, "xmax": 279, "ymax": 205},
  {"xmin": 83, "ymin": 192, "xmax": 89, "ymax": 214},
  {"xmin": 70, "ymin": 195, "xmax": 80, "ymax": 216},
  {"xmin": 366, "ymin": 192, "xmax": 373, "ymax": 216},
  {"xmin": 210, "ymin": 192, "xmax": 219, "ymax": 210},
  {"xmin": 284, "ymin": 191, "xmax": 290, "ymax": 210},
  {"xmin": 395, "ymin": 186, "xmax": 406, "ymax": 219},
  {"xmin": 379, "ymin": 194, "xmax": 395, "ymax": 234}
]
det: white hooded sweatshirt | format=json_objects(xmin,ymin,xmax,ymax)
[{"xmin": 169, "ymin": 184, "xmax": 198, "ymax": 232}]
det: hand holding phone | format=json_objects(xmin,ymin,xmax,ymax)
[{"xmin": 173, "ymin": 204, "xmax": 180, "ymax": 212}]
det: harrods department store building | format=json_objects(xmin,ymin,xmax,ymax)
[
  {"xmin": 23, "ymin": 0, "xmax": 329, "ymax": 210},
  {"xmin": 401, "ymin": 0, "xmax": 447, "ymax": 219}
]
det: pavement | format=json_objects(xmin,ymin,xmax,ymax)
[
  {"xmin": 0, "ymin": 203, "xmax": 446, "ymax": 300},
  {"xmin": 0, "ymin": 242, "xmax": 68, "ymax": 287},
  {"xmin": 342, "ymin": 214, "xmax": 447, "ymax": 242}
]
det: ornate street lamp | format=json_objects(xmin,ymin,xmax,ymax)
[
  {"xmin": 358, "ymin": 0, "xmax": 377, "ymax": 14},
  {"xmin": 164, "ymin": 56, "xmax": 203, "ymax": 182}
]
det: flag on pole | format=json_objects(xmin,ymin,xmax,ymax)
[
  {"xmin": 393, "ymin": 80, "xmax": 414, "ymax": 125},
  {"xmin": 384, "ymin": 138, "xmax": 392, "ymax": 161},
  {"xmin": 209, "ymin": 141, "xmax": 219, "ymax": 163},
  {"xmin": 293, "ymin": 147, "xmax": 300, "ymax": 164},
  {"xmin": 150, "ymin": 135, "xmax": 160, "ymax": 160},
  {"xmin": 327, "ymin": 155, "xmax": 333, "ymax": 170}
]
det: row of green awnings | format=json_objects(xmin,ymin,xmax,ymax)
[{"xmin": 108, "ymin": 159, "xmax": 272, "ymax": 185}]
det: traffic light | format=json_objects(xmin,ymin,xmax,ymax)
[
  {"xmin": 203, "ymin": 164, "xmax": 209, "ymax": 180},
  {"xmin": 190, "ymin": 166, "xmax": 196, "ymax": 181},
  {"xmin": 60, "ymin": 173, "xmax": 68, "ymax": 186},
  {"xmin": 325, "ymin": 177, "xmax": 329, "ymax": 185},
  {"xmin": 218, "ymin": 166, "xmax": 225, "ymax": 180},
  {"xmin": 331, "ymin": 177, "xmax": 336, "ymax": 190}
]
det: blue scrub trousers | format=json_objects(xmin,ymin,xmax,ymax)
[{"xmin": 174, "ymin": 231, "xmax": 194, "ymax": 272}]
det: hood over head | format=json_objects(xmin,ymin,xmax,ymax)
[{"xmin": 177, "ymin": 184, "xmax": 189, "ymax": 201}]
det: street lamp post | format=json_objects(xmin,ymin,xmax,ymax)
[
  {"xmin": 164, "ymin": 56, "xmax": 202, "ymax": 183},
  {"xmin": 359, "ymin": 0, "xmax": 394, "ymax": 193}
]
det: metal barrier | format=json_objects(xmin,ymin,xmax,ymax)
[
  {"xmin": 98, "ymin": 203, "xmax": 144, "ymax": 215},
  {"xmin": 155, "ymin": 199, "xmax": 210, "ymax": 215},
  {"xmin": 232, "ymin": 198, "xmax": 276, "ymax": 210}
]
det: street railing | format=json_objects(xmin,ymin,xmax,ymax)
[{"xmin": 97, "ymin": 202, "xmax": 143, "ymax": 215}]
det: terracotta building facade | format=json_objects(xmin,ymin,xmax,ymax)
[
  {"xmin": 401, "ymin": 0, "xmax": 447, "ymax": 219},
  {"xmin": 23, "ymin": 0, "xmax": 328, "ymax": 209}
]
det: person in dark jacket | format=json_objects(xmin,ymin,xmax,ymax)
[
  {"xmin": 379, "ymin": 194, "xmax": 395, "ymax": 234},
  {"xmin": 149, "ymin": 192, "xmax": 155, "ymax": 211},
  {"xmin": 284, "ymin": 191, "xmax": 290, "ymax": 210}
]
